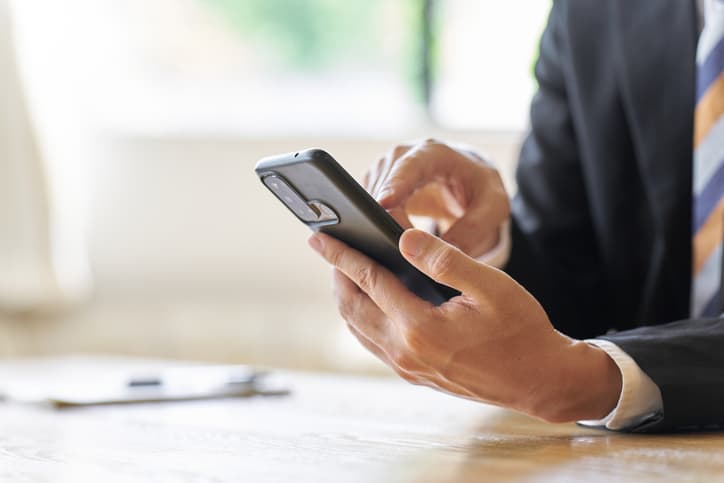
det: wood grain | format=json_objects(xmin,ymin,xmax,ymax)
[{"xmin": 0, "ymin": 357, "xmax": 723, "ymax": 483}]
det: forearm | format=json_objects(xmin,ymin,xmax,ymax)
[{"xmin": 526, "ymin": 339, "xmax": 622, "ymax": 423}]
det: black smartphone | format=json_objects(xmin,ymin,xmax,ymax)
[{"xmin": 255, "ymin": 148, "xmax": 459, "ymax": 306}]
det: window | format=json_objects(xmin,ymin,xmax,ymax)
[
  {"xmin": 11, "ymin": 0, "xmax": 550, "ymax": 136},
  {"xmin": 431, "ymin": 1, "xmax": 551, "ymax": 131}
]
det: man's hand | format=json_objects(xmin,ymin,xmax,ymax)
[
  {"xmin": 308, "ymin": 229, "xmax": 622, "ymax": 423},
  {"xmin": 365, "ymin": 139, "xmax": 509, "ymax": 258}
]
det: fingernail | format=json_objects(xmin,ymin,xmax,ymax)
[
  {"xmin": 400, "ymin": 229, "xmax": 428, "ymax": 257},
  {"xmin": 308, "ymin": 234, "xmax": 323, "ymax": 252}
]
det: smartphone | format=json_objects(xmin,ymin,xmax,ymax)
[{"xmin": 255, "ymin": 148, "xmax": 459, "ymax": 306}]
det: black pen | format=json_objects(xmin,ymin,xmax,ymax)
[{"xmin": 127, "ymin": 366, "xmax": 261, "ymax": 389}]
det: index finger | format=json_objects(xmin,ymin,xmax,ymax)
[
  {"xmin": 376, "ymin": 141, "xmax": 457, "ymax": 209},
  {"xmin": 308, "ymin": 233, "xmax": 430, "ymax": 321}
]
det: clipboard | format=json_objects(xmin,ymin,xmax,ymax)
[{"xmin": 2, "ymin": 364, "xmax": 290, "ymax": 408}]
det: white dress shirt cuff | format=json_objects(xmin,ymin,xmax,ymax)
[
  {"xmin": 578, "ymin": 339, "xmax": 664, "ymax": 430},
  {"xmin": 476, "ymin": 220, "xmax": 511, "ymax": 268}
]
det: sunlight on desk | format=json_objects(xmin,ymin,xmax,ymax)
[{"xmin": 0, "ymin": 357, "xmax": 722, "ymax": 483}]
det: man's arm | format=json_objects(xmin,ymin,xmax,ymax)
[
  {"xmin": 308, "ymin": 228, "xmax": 623, "ymax": 424},
  {"xmin": 506, "ymin": 1, "xmax": 724, "ymax": 432},
  {"xmin": 600, "ymin": 317, "xmax": 724, "ymax": 432}
]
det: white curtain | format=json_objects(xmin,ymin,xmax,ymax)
[{"xmin": 0, "ymin": 0, "xmax": 91, "ymax": 313}]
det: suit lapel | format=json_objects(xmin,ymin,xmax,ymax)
[{"xmin": 611, "ymin": 0, "xmax": 697, "ymax": 312}]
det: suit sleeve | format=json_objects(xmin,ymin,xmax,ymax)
[
  {"xmin": 599, "ymin": 316, "xmax": 724, "ymax": 432},
  {"xmin": 504, "ymin": 1, "xmax": 613, "ymax": 339},
  {"xmin": 506, "ymin": 2, "xmax": 724, "ymax": 433}
]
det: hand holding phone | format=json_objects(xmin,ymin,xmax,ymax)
[{"xmin": 255, "ymin": 148, "xmax": 459, "ymax": 305}]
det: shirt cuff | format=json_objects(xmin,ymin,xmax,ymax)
[
  {"xmin": 476, "ymin": 220, "xmax": 511, "ymax": 268},
  {"xmin": 578, "ymin": 339, "xmax": 663, "ymax": 430}
]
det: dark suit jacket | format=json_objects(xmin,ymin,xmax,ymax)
[{"xmin": 505, "ymin": 0, "xmax": 724, "ymax": 431}]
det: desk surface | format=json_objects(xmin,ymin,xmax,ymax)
[{"xmin": 1, "ymin": 357, "xmax": 723, "ymax": 483}]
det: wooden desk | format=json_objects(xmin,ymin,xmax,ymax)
[{"xmin": 1, "ymin": 357, "xmax": 723, "ymax": 482}]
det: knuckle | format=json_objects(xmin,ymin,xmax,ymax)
[
  {"xmin": 337, "ymin": 297, "xmax": 356, "ymax": 322},
  {"xmin": 428, "ymin": 247, "xmax": 457, "ymax": 281},
  {"xmin": 395, "ymin": 369, "xmax": 419, "ymax": 384},
  {"xmin": 436, "ymin": 364, "xmax": 458, "ymax": 389},
  {"xmin": 489, "ymin": 171, "xmax": 508, "ymax": 196},
  {"xmin": 354, "ymin": 265, "xmax": 378, "ymax": 293},
  {"xmin": 392, "ymin": 151, "xmax": 423, "ymax": 173},
  {"xmin": 501, "ymin": 198, "xmax": 511, "ymax": 219},
  {"xmin": 498, "ymin": 188, "xmax": 512, "ymax": 216},
  {"xmin": 486, "ymin": 187, "xmax": 511, "ymax": 223},
  {"xmin": 386, "ymin": 165, "xmax": 411, "ymax": 184},
  {"xmin": 422, "ymin": 138, "xmax": 451, "ymax": 155},
  {"xmin": 400, "ymin": 325, "xmax": 425, "ymax": 354},
  {"xmin": 329, "ymin": 249, "xmax": 344, "ymax": 268},
  {"xmin": 390, "ymin": 349, "xmax": 413, "ymax": 370},
  {"xmin": 390, "ymin": 144, "xmax": 409, "ymax": 159}
]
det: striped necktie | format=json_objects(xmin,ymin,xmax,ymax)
[{"xmin": 693, "ymin": 0, "xmax": 724, "ymax": 317}]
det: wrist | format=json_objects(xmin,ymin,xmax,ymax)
[{"xmin": 530, "ymin": 339, "xmax": 622, "ymax": 423}]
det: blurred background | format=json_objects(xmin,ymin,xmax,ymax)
[{"xmin": 0, "ymin": 0, "xmax": 550, "ymax": 373}]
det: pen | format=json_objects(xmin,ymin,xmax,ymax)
[
  {"xmin": 126, "ymin": 366, "xmax": 261, "ymax": 389},
  {"xmin": 127, "ymin": 377, "xmax": 163, "ymax": 387}
]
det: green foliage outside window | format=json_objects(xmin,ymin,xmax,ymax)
[
  {"xmin": 202, "ymin": 0, "xmax": 429, "ymax": 102},
  {"xmin": 201, "ymin": 1, "xmax": 550, "ymax": 115},
  {"xmin": 202, "ymin": 0, "xmax": 414, "ymax": 68}
]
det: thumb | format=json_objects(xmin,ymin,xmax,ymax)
[{"xmin": 399, "ymin": 229, "xmax": 488, "ymax": 295}]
